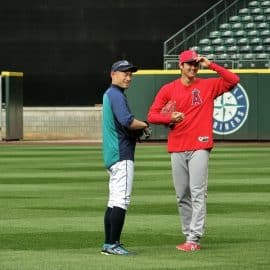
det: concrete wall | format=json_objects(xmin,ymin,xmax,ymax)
[{"xmin": 1, "ymin": 107, "xmax": 102, "ymax": 141}]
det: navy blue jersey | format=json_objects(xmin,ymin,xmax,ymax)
[{"xmin": 102, "ymin": 85, "xmax": 136, "ymax": 169}]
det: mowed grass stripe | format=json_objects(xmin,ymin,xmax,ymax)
[{"xmin": 0, "ymin": 143, "xmax": 269, "ymax": 270}]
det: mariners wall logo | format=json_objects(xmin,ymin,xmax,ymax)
[{"xmin": 213, "ymin": 84, "xmax": 249, "ymax": 135}]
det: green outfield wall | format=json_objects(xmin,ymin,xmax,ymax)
[{"xmin": 127, "ymin": 69, "xmax": 270, "ymax": 141}]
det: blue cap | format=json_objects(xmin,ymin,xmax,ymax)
[{"xmin": 111, "ymin": 60, "xmax": 138, "ymax": 72}]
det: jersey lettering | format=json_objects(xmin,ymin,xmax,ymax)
[{"xmin": 192, "ymin": 89, "xmax": 202, "ymax": 105}]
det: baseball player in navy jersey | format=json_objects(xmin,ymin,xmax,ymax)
[
  {"xmin": 148, "ymin": 50, "xmax": 239, "ymax": 251},
  {"xmin": 101, "ymin": 60, "xmax": 151, "ymax": 256}
]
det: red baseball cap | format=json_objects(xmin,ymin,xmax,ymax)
[{"xmin": 179, "ymin": 50, "xmax": 198, "ymax": 64}]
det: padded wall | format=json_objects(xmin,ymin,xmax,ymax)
[{"xmin": 127, "ymin": 70, "xmax": 270, "ymax": 141}]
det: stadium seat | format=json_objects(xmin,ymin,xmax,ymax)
[
  {"xmin": 248, "ymin": 1, "xmax": 260, "ymax": 7},
  {"xmin": 255, "ymin": 54, "xmax": 270, "ymax": 68},
  {"xmin": 209, "ymin": 30, "xmax": 220, "ymax": 38},
  {"xmin": 262, "ymin": 1, "xmax": 270, "ymax": 7},
  {"xmin": 257, "ymin": 22, "xmax": 269, "ymax": 29},
  {"xmin": 238, "ymin": 53, "xmax": 256, "ymax": 68},
  {"xmin": 239, "ymin": 8, "xmax": 250, "ymax": 15},
  {"xmin": 257, "ymin": 60, "xmax": 270, "ymax": 68},
  {"xmin": 254, "ymin": 60, "xmax": 269, "ymax": 68},
  {"xmin": 235, "ymin": 30, "xmax": 247, "ymax": 37},
  {"xmin": 215, "ymin": 60, "xmax": 233, "ymax": 68},
  {"xmin": 216, "ymin": 53, "xmax": 228, "ymax": 60},
  {"xmin": 232, "ymin": 22, "xmax": 243, "ymax": 30},
  {"xmin": 256, "ymin": 53, "xmax": 268, "ymax": 59},
  {"xmin": 265, "ymin": 45, "xmax": 270, "ymax": 52},
  {"xmin": 250, "ymin": 7, "xmax": 263, "ymax": 15},
  {"xmin": 205, "ymin": 53, "xmax": 215, "ymax": 60},
  {"xmin": 253, "ymin": 45, "xmax": 265, "ymax": 53},
  {"xmin": 219, "ymin": 23, "xmax": 231, "ymax": 30},
  {"xmin": 229, "ymin": 15, "xmax": 240, "ymax": 22},
  {"xmin": 224, "ymin": 37, "xmax": 235, "ymax": 45},
  {"xmin": 261, "ymin": 29, "xmax": 270, "ymax": 37},
  {"xmin": 250, "ymin": 37, "xmax": 261, "ymax": 45},
  {"xmin": 245, "ymin": 22, "xmax": 256, "ymax": 30},
  {"xmin": 237, "ymin": 61, "xmax": 254, "ymax": 69},
  {"xmin": 262, "ymin": 37, "xmax": 270, "ymax": 44},
  {"xmin": 237, "ymin": 37, "xmax": 249, "ymax": 45},
  {"xmin": 264, "ymin": 7, "xmax": 270, "ymax": 14},
  {"xmin": 212, "ymin": 38, "xmax": 223, "ymax": 45},
  {"xmin": 199, "ymin": 38, "xmax": 211, "ymax": 45},
  {"xmin": 214, "ymin": 45, "xmax": 226, "ymax": 53},
  {"xmin": 201, "ymin": 45, "xmax": 213, "ymax": 54},
  {"xmin": 241, "ymin": 15, "xmax": 253, "ymax": 22},
  {"xmin": 221, "ymin": 30, "xmax": 233, "ymax": 37},
  {"xmin": 242, "ymin": 53, "xmax": 255, "ymax": 60},
  {"xmin": 254, "ymin": 15, "xmax": 266, "ymax": 22},
  {"xmin": 189, "ymin": 45, "xmax": 200, "ymax": 52},
  {"xmin": 247, "ymin": 30, "xmax": 259, "ymax": 37},
  {"xmin": 227, "ymin": 45, "xmax": 238, "ymax": 53},
  {"xmin": 239, "ymin": 45, "xmax": 252, "ymax": 53},
  {"xmin": 229, "ymin": 53, "xmax": 241, "ymax": 60}
]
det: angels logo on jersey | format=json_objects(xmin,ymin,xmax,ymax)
[
  {"xmin": 213, "ymin": 84, "xmax": 249, "ymax": 135},
  {"xmin": 192, "ymin": 88, "xmax": 202, "ymax": 105}
]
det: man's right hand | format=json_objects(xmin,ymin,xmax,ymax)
[{"xmin": 171, "ymin": 111, "xmax": 184, "ymax": 123}]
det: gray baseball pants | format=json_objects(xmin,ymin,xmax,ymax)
[{"xmin": 171, "ymin": 149, "xmax": 209, "ymax": 243}]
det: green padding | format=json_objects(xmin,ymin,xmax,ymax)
[{"xmin": 127, "ymin": 72, "xmax": 270, "ymax": 140}]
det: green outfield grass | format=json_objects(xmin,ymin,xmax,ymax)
[{"xmin": 0, "ymin": 143, "xmax": 269, "ymax": 270}]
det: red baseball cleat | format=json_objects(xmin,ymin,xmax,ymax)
[{"xmin": 176, "ymin": 241, "xmax": 201, "ymax": 251}]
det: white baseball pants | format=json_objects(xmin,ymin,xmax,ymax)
[{"xmin": 107, "ymin": 160, "xmax": 134, "ymax": 210}]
